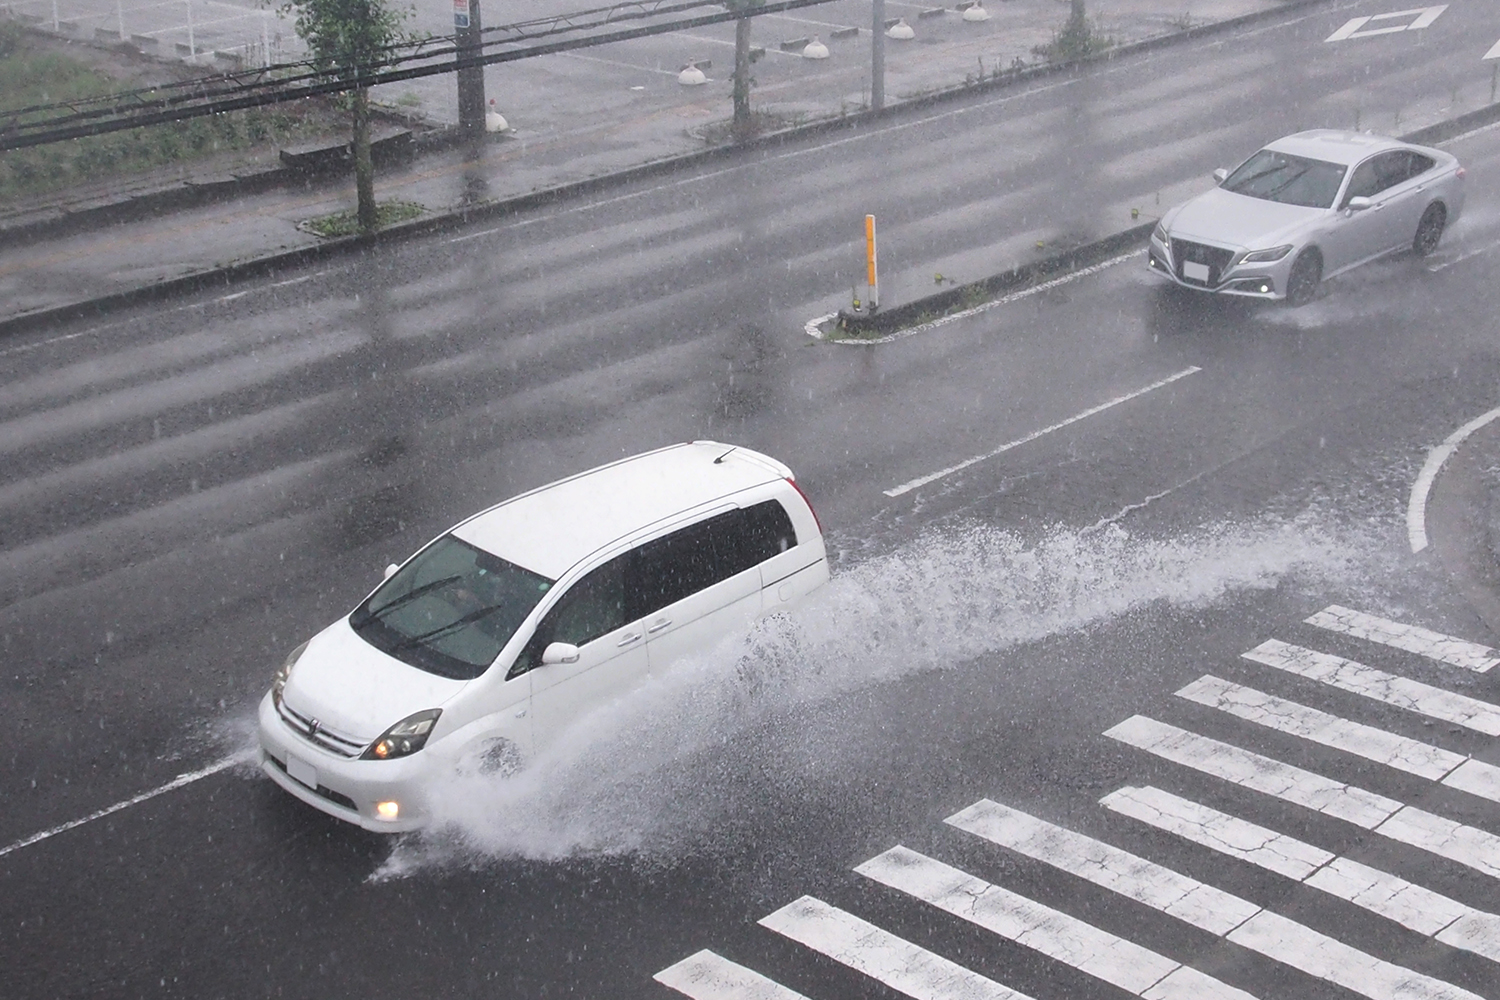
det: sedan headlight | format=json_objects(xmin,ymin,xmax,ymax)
[
  {"xmin": 271, "ymin": 640, "xmax": 309, "ymax": 709},
  {"xmin": 362, "ymin": 709, "xmax": 442, "ymax": 760},
  {"xmin": 1152, "ymin": 221, "xmax": 1167, "ymax": 243},
  {"xmin": 1241, "ymin": 244, "xmax": 1293, "ymax": 263}
]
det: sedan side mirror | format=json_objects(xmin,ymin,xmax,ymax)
[
  {"xmin": 1346, "ymin": 196, "xmax": 1372, "ymax": 212},
  {"xmin": 541, "ymin": 642, "xmax": 581, "ymax": 665},
  {"xmin": 384, "ymin": 563, "xmax": 400, "ymax": 580},
  {"xmin": 1212, "ymin": 168, "xmax": 1228, "ymax": 184}
]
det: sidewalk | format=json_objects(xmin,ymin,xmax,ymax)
[{"xmin": 0, "ymin": 0, "xmax": 1394, "ymax": 332}]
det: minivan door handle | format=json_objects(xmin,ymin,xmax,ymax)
[
  {"xmin": 646, "ymin": 618, "xmax": 673, "ymax": 634},
  {"xmin": 617, "ymin": 632, "xmax": 642, "ymax": 646}
]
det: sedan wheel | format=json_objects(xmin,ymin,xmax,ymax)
[
  {"xmin": 1285, "ymin": 249, "xmax": 1322, "ymax": 307},
  {"xmin": 1412, "ymin": 203, "xmax": 1446, "ymax": 257}
]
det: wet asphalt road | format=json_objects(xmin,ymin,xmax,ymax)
[{"xmin": 6, "ymin": 6, "xmax": 1500, "ymax": 998}]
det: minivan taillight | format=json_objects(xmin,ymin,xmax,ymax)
[{"xmin": 786, "ymin": 477, "xmax": 822, "ymax": 532}]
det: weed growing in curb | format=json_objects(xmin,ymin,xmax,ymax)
[{"xmin": 302, "ymin": 199, "xmax": 425, "ymax": 237}]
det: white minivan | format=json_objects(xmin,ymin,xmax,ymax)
[{"xmin": 257, "ymin": 441, "xmax": 828, "ymax": 831}]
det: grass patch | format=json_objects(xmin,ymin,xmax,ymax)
[
  {"xmin": 0, "ymin": 22, "xmax": 338, "ymax": 204},
  {"xmin": 302, "ymin": 199, "xmax": 425, "ymax": 237}
]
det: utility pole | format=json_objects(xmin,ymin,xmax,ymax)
[
  {"xmin": 871, "ymin": 0, "xmax": 885, "ymax": 110},
  {"xmin": 455, "ymin": 0, "xmax": 486, "ymax": 144}
]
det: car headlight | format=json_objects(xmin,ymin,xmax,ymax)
[
  {"xmin": 271, "ymin": 640, "xmax": 309, "ymax": 709},
  {"xmin": 1152, "ymin": 222, "xmax": 1167, "ymax": 243},
  {"xmin": 362, "ymin": 709, "xmax": 442, "ymax": 760},
  {"xmin": 1242, "ymin": 244, "xmax": 1293, "ymax": 263}
]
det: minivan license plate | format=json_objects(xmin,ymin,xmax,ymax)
[
  {"xmin": 287, "ymin": 754, "xmax": 318, "ymax": 789},
  {"xmin": 1183, "ymin": 261, "xmax": 1210, "ymax": 282}
]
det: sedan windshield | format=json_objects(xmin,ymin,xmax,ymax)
[
  {"xmin": 1222, "ymin": 149, "xmax": 1347, "ymax": 209},
  {"xmin": 350, "ymin": 535, "xmax": 553, "ymax": 679}
]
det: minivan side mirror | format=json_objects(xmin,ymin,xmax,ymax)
[
  {"xmin": 541, "ymin": 642, "xmax": 581, "ymax": 665},
  {"xmin": 1212, "ymin": 168, "xmax": 1228, "ymax": 184},
  {"xmin": 384, "ymin": 563, "xmax": 400, "ymax": 580},
  {"xmin": 1345, "ymin": 196, "xmax": 1372, "ymax": 212}
]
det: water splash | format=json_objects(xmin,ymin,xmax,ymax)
[{"xmin": 373, "ymin": 510, "xmax": 1383, "ymax": 878}]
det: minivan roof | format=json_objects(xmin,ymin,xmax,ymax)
[{"xmin": 451, "ymin": 441, "xmax": 793, "ymax": 579}]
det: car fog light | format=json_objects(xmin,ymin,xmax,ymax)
[{"xmin": 376, "ymin": 800, "xmax": 400, "ymax": 821}]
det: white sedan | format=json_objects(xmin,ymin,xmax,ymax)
[{"xmin": 1148, "ymin": 129, "xmax": 1465, "ymax": 305}]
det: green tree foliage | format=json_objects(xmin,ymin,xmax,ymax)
[{"xmin": 279, "ymin": 0, "xmax": 416, "ymax": 232}]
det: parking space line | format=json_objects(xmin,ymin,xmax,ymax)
[
  {"xmin": 946, "ymin": 799, "xmax": 1485, "ymax": 999},
  {"xmin": 883, "ymin": 365, "xmax": 1199, "ymax": 497},
  {"xmin": 758, "ymin": 895, "xmax": 1035, "ymax": 1000},
  {"xmin": 856, "ymin": 846, "xmax": 1258, "ymax": 1000},
  {"xmin": 1304, "ymin": 605, "xmax": 1500, "ymax": 671},
  {"xmin": 1243, "ymin": 639, "xmax": 1500, "ymax": 735},
  {"xmin": 655, "ymin": 950, "xmax": 813, "ymax": 1000}
]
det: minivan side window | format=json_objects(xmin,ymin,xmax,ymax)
[
  {"xmin": 713, "ymin": 500, "xmax": 797, "ymax": 577},
  {"xmin": 509, "ymin": 554, "xmax": 629, "ymax": 678},
  {"xmin": 628, "ymin": 518, "xmax": 719, "ymax": 620}
]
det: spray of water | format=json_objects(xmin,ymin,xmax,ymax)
[{"xmin": 368, "ymin": 507, "xmax": 1387, "ymax": 878}]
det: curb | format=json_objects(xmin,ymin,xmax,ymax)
[{"xmin": 0, "ymin": 0, "xmax": 1424, "ymax": 340}]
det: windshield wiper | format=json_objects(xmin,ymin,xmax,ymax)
[
  {"xmin": 359, "ymin": 575, "xmax": 463, "ymax": 621},
  {"xmin": 389, "ymin": 602, "xmax": 512, "ymax": 651},
  {"xmin": 1227, "ymin": 165, "xmax": 1288, "ymax": 192},
  {"xmin": 1264, "ymin": 165, "xmax": 1312, "ymax": 198}
]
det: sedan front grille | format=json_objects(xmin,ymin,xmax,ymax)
[
  {"xmin": 1170, "ymin": 238, "xmax": 1236, "ymax": 287},
  {"xmin": 278, "ymin": 701, "xmax": 367, "ymax": 759}
]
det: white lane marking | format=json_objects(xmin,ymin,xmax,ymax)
[
  {"xmin": 1104, "ymin": 785, "xmax": 1500, "ymax": 963},
  {"xmin": 1486, "ymin": 37, "xmax": 1500, "ymax": 60},
  {"xmin": 1101, "ymin": 785, "xmax": 1335, "ymax": 880},
  {"xmin": 1228, "ymin": 909, "xmax": 1480, "ymax": 1000},
  {"xmin": 1175, "ymin": 675, "xmax": 1489, "ymax": 789},
  {"xmin": 1243, "ymin": 639, "xmax": 1500, "ymax": 736},
  {"xmin": 0, "ymin": 754, "xmax": 244, "ymax": 860},
  {"xmin": 1305, "ymin": 605, "xmax": 1500, "ymax": 671},
  {"xmin": 948, "ymin": 798, "xmax": 1487, "ymax": 999},
  {"xmin": 884, "ymin": 366, "xmax": 1200, "ymax": 497},
  {"xmin": 1104, "ymin": 715, "xmax": 1403, "ymax": 827},
  {"xmin": 856, "ymin": 846, "xmax": 1258, "ymax": 1000},
  {"xmin": 945, "ymin": 799, "xmax": 1259, "ymax": 934},
  {"xmin": 655, "ymin": 950, "xmax": 812, "ymax": 1000},
  {"xmin": 1325, "ymin": 6, "xmax": 1446, "ymax": 42},
  {"xmin": 1105, "ymin": 716, "xmax": 1500, "ymax": 878},
  {"xmin": 1425, "ymin": 238, "xmax": 1500, "ymax": 271},
  {"xmin": 1407, "ymin": 406, "xmax": 1500, "ymax": 556},
  {"xmin": 758, "ymin": 895, "xmax": 1035, "ymax": 1000},
  {"xmin": 807, "ymin": 250, "xmax": 1144, "ymax": 345}
]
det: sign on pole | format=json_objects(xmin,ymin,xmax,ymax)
[{"xmin": 454, "ymin": 0, "xmax": 469, "ymax": 30}]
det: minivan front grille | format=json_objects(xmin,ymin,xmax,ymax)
[
  {"xmin": 278, "ymin": 701, "xmax": 367, "ymax": 759},
  {"xmin": 1170, "ymin": 238, "xmax": 1235, "ymax": 286}
]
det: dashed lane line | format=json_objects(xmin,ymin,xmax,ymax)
[
  {"xmin": 856, "ymin": 845, "xmax": 1259, "ymax": 1000},
  {"xmin": 759, "ymin": 895, "xmax": 1035, "ymax": 1000},
  {"xmin": 1305, "ymin": 605, "xmax": 1500, "ymax": 671},
  {"xmin": 655, "ymin": 950, "xmax": 813, "ymax": 1000},
  {"xmin": 883, "ymin": 366, "xmax": 1200, "ymax": 497},
  {"xmin": 947, "ymin": 798, "xmax": 1487, "ymax": 999},
  {"xmin": 1104, "ymin": 716, "xmax": 1500, "ymax": 879},
  {"xmin": 1175, "ymin": 675, "xmax": 1500, "ymax": 803},
  {"xmin": 1243, "ymin": 639, "xmax": 1500, "ymax": 736},
  {"xmin": 1103, "ymin": 785, "xmax": 1500, "ymax": 965}
]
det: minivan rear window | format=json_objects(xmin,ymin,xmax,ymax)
[{"xmin": 350, "ymin": 535, "xmax": 554, "ymax": 679}]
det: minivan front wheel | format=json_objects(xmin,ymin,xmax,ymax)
[
  {"xmin": 1285, "ymin": 249, "xmax": 1322, "ymax": 307},
  {"xmin": 1413, "ymin": 203, "xmax": 1446, "ymax": 257}
]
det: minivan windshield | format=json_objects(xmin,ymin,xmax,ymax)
[
  {"xmin": 350, "ymin": 535, "xmax": 553, "ymax": 679},
  {"xmin": 1222, "ymin": 149, "xmax": 1347, "ymax": 209}
]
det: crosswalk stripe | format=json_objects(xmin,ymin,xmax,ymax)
[
  {"xmin": 1102, "ymin": 786, "xmax": 1500, "ymax": 964},
  {"xmin": 946, "ymin": 799, "xmax": 1487, "ymax": 999},
  {"xmin": 1305, "ymin": 605, "xmax": 1500, "ymax": 673},
  {"xmin": 655, "ymin": 950, "xmax": 813, "ymax": 1000},
  {"xmin": 1243, "ymin": 639, "xmax": 1500, "ymax": 736},
  {"xmin": 1175, "ymin": 675, "xmax": 1500, "ymax": 805},
  {"xmin": 855, "ymin": 846, "xmax": 1259, "ymax": 1000},
  {"xmin": 944, "ymin": 799, "xmax": 1259, "ymax": 935},
  {"xmin": 1099, "ymin": 785, "xmax": 1333, "ymax": 880},
  {"xmin": 758, "ymin": 895, "xmax": 1035, "ymax": 1000},
  {"xmin": 1103, "ymin": 715, "xmax": 1403, "ymax": 827},
  {"xmin": 1105, "ymin": 716, "xmax": 1500, "ymax": 878}
]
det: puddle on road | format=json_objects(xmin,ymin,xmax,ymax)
[{"xmin": 370, "ymin": 508, "xmax": 1391, "ymax": 879}]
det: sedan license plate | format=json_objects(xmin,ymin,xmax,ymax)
[
  {"xmin": 1183, "ymin": 261, "xmax": 1211, "ymax": 283},
  {"xmin": 286, "ymin": 754, "xmax": 318, "ymax": 789}
]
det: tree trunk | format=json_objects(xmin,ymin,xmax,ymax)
[
  {"xmin": 732, "ymin": 15, "xmax": 752, "ymax": 138},
  {"xmin": 352, "ymin": 86, "xmax": 377, "ymax": 234}
]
